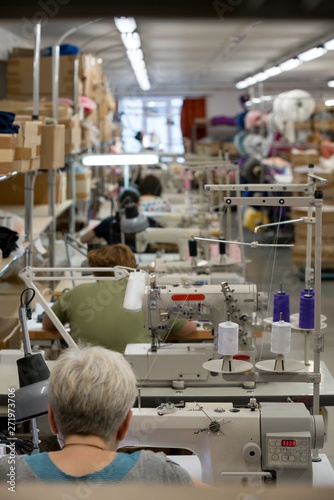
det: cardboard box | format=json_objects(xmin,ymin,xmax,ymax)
[
  {"xmin": 13, "ymin": 119, "xmax": 42, "ymax": 172},
  {"xmin": 195, "ymin": 140, "xmax": 223, "ymax": 156},
  {"xmin": 290, "ymin": 151, "xmax": 319, "ymax": 167},
  {"xmin": 6, "ymin": 54, "xmax": 95, "ymax": 98},
  {"xmin": 58, "ymin": 117, "xmax": 81, "ymax": 154},
  {"xmin": 100, "ymin": 117, "xmax": 113, "ymax": 143},
  {"xmin": 0, "ymin": 99, "xmax": 73, "ymax": 119},
  {"xmin": 75, "ymin": 170, "xmax": 91, "ymax": 200},
  {"xmin": 10, "ymin": 47, "xmax": 34, "ymax": 58},
  {"xmin": 0, "ymin": 134, "xmax": 16, "ymax": 174},
  {"xmin": 40, "ymin": 124, "xmax": 65, "ymax": 169},
  {"xmin": 0, "ymin": 170, "xmax": 67, "ymax": 205},
  {"xmin": 34, "ymin": 171, "xmax": 68, "ymax": 204},
  {"xmin": 291, "ymin": 205, "xmax": 334, "ymax": 224},
  {"xmin": 292, "ymin": 243, "xmax": 334, "ymax": 267}
]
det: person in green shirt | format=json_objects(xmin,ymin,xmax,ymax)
[{"xmin": 42, "ymin": 244, "xmax": 196, "ymax": 352}]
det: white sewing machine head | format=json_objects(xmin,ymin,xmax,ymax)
[
  {"xmin": 136, "ymin": 227, "xmax": 211, "ymax": 260},
  {"xmin": 143, "ymin": 279, "xmax": 266, "ymax": 342},
  {"xmin": 124, "ymin": 280, "xmax": 267, "ymax": 388},
  {"xmin": 121, "ymin": 400, "xmax": 325, "ymax": 487}
]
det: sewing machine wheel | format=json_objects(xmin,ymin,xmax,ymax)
[
  {"xmin": 203, "ymin": 359, "xmax": 253, "ymax": 374},
  {"xmin": 255, "ymin": 359, "xmax": 305, "ymax": 373}
]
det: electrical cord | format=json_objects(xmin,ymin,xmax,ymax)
[
  {"xmin": 20, "ymin": 288, "xmax": 36, "ymax": 320},
  {"xmin": 0, "ymin": 431, "xmax": 34, "ymax": 455}
]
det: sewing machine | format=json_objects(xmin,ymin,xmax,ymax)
[
  {"xmin": 124, "ymin": 280, "xmax": 267, "ymax": 388},
  {"xmin": 136, "ymin": 227, "xmax": 212, "ymax": 260},
  {"xmin": 121, "ymin": 400, "xmax": 325, "ymax": 486},
  {"xmin": 148, "ymin": 252, "xmax": 245, "ymax": 285}
]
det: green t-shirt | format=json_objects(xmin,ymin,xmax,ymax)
[{"xmin": 51, "ymin": 278, "xmax": 186, "ymax": 352}]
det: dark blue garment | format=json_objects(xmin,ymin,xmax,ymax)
[
  {"xmin": 0, "ymin": 112, "xmax": 20, "ymax": 133},
  {"xmin": 93, "ymin": 212, "xmax": 161, "ymax": 252}
]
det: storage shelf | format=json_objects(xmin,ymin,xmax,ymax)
[
  {"xmin": 0, "ymin": 200, "xmax": 73, "ymax": 278},
  {"xmin": 0, "ymin": 200, "xmax": 73, "ymax": 219}
]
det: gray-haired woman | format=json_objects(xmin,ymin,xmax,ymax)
[{"xmin": 0, "ymin": 345, "xmax": 204, "ymax": 486}]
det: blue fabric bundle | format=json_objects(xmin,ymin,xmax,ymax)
[
  {"xmin": 41, "ymin": 44, "xmax": 80, "ymax": 56},
  {"xmin": 0, "ymin": 112, "xmax": 20, "ymax": 134}
]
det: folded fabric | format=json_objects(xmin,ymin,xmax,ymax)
[
  {"xmin": 0, "ymin": 226, "xmax": 19, "ymax": 258},
  {"xmin": 41, "ymin": 44, "xmax": 80, "ymax": 56},
  {"xmin": 0, "ymin": 111, "xmax": 20, "ymax": 134},
  {"xmin": 210, "ymin": 116, "xmax": 236, "ymax": 126}
]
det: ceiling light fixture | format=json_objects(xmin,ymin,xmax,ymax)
[
  {"xmin": 82, "ymin": 153, "xmax": 160, "ymax": 166},
  {"xmin": 121, "ymin": 32, "xmax": 141, "ymax": 50},
  {"xmin": 114, "ymin": 17, "xmax": 151, "ymax": 91},
  {"xmin": 236, "ymin": 37, "xmax": 334, "ymax": 90},
  {"xmin": 264, "ymin": 66, "xmax": 282, "ymax": 78},
  {"xmin": 297, "ymin": 46, "xmax": 327, "ymax": 62},
  {"xmin": 327, "ymin": 80, "xmax": 334, "ymax": 88},
  {"xmin": 325, "ymin": 99, "xmax": 334, "ymax": 106},
  {"xmin": 253, "ymin": 72, "xmax": 268, "ymax": 82},
  {"xmin": 114, "ymin": 17, "xmax": 137, "ymax": 33},
  {"xmin": 279, "ymin": 58, "xmax": 301, "ymax": 72},
  {"xmin": 324, "ymin": 39, "xmax": 334, "ymax": 51}
]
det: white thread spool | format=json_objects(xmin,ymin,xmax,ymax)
[
  {"xmin": 271, "ymin": 319, "xmax": 291, "ymax": 354},
  {"xmin": 218, "ymin": 321, "xmax": 239, "ymax": 356},
  {"xmin": 123, "ymin": 272, "xmax": 147, "ymax": 312}
]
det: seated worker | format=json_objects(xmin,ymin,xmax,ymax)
[
  {"xmin": 42, "ymin": 244, "xmax": 197, "ymax": 352},
  {"xmin": 80, "ymin": 186, "xmax": 161, "ymax": 252},
  {"xmin": 0, "ymin": 344, "xmax": 204, "ymax": 485},
  {"xmin": 138, "ymin": 174, "xmax": 172, "ymax": 213}
]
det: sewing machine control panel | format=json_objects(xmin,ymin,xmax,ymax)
[{"xmin": 265, "ymin": 433, "xmax": 311, "ymax": 468}]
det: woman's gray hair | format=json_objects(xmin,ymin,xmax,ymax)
[{"xmin": 48, "ymin": 344, "xmax": 137, "ymax": 441}]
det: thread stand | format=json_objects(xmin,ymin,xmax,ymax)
[{"xmin": 203, "ymin": 356, "xmax": 253, "ymax": 374}]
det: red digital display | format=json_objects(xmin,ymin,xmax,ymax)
[{"xmin": 281, "ymin": 440, "xmax": 296, "ymax": 447}]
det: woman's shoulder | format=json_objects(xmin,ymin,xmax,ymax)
[{"xmin": 132, "ymin": 450, "xmax": 192, "ymax": 483}]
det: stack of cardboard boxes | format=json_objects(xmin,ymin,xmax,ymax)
[
  {"xmin": 291, "ymin": 166, "xmax": 334, "ymax": 271},
  {"xmin": 0, "ymin": 116, "xmax": 43, "ymax": 175},
  {"xmin": 4, "ymin": 49, "xmax": 117, "ymax": 151}
]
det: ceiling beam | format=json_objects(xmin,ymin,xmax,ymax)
[{"xmin": 1, "ymin": 0, "xmax": 333, "ymax": 19}]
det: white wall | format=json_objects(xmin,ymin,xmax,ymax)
[
  {"xmin": 206, "ymin": 89, "xmax": 245, "ymax": 118},
  {"xmin": 0, "ymin": 28, "xmax": 31, "ymax": 61}
]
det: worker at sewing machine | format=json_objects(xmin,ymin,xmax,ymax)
[
  {"xmin": 138, "ymin": 174, "xmax": 172, "ymax": 213},
  {"xmin": 80, "ymin": 186, "xmax": 162, "ymax": 252},
  {"xmin": 0, "ymin": 344, "xmax": 203, "ymax": 486},
  {"xmin": 42, "ymin": 244, "xmax": 197, "ymax": 351}
]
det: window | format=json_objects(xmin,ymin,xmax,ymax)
[{"xmin": 118, "ymin": 97, "xmax": 184, "ymax": 153}]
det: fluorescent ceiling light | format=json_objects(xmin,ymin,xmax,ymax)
[
  {"xmin": 235, "ymin": 76, "xmax": 258, "ymax": 89},
  {"xmin": 298, "ymin": 46, "xmax": 327, "ymax": 62},
  {"xmin": 121, "ymin": 32, "xmax": 141, "ymax": 50},
  {"xmin": 245, "ymin": 76, "xmax": 257, "ymax": 86},
  {"xmin": 264, "ymin": 66, "xmax": 282, "ymax": 77},
  {"xmin": 279, "ymin": 58, "xmax": 301, "ymax": 72},
  {"xmin": 254, "ymin": 72, "xmax": 268, "ymax": 82},
  {"xmin": 115, "ymin": 17, "xmax": 151, "ymax": 92},
  {"xmin": 324, "ymin": 39, "xmax": 334, "ymax": 51},
  {"xmin": 235, "ymin": 41, "xmax": 330, "ymax": 90},
  {"xmin": 114, "ymin": 17, "xmax": 137, "ymax": 33},
  {"xmin": 127, "ymin": 48, "xmax": 144, "ymax": 63},
  {"xmin": 235, "ymin": 80, "xmax": 248, "ymax": 89},
  {"xmin": 327, "ymin": 80, "xmax": 334, "ymax": 87},
  {"xmin": 325, "ymin": 99, "xmax": 334, "ymax": 106},
  {"xmin": 82, "ymin": 154, "xmax": 159, "ymax": 166}
]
